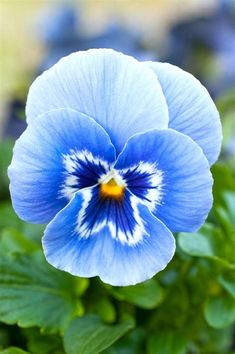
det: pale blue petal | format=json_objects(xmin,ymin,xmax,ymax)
[
  {"xmin": 26, "ymin": 49, "xmax": 169, "ymax": 154},
  {"xmin": 146, "ymin": 61, "xmax": 222, "ymax": 166},
  {"xmin": 8, "ymin": 108, "xmax": 115, "ymax": 224},
  {"xmin": 42, "ymin": 188, "xmax": 175, "ymax": 286},
  {"xmin": 115, "ymin": 129, "xmax": 213, "ymax": 232}
]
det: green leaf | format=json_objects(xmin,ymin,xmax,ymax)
[
  {"xmin": 0, "ymin": 348, "xmax": 29, "ymax": 354},
  {"xmin": 63, "ymin": 315, "xmax": 134, "ymax": 354},
  {"xmin": 223, "ymin": 192, "xmax": 235, "ymax": 227},
  {"xmin": 0, "ymin": 139, "xmax": 14, "ymax": 197},
  {"xmin": 0, "ymin": 202, "xmax": 44, "ymax": 246},
  {"xmin": 213, "ymin": 193, "xmax": 235, "ymax": 257},
  {"xmin": 178, "ymin": 223, "xmax": 233, "ymax": 268},
  {"xmin": 74, "ymin": 278, "xmax": 89, "ymax": 297},
  {"xmin": 219, "ymin": 273, "xmax": 235, "ymax": 298},
  {"xmin": 0, "ymin": 203, "xmax": 22, "ymax": 231},
  {"xmin": 0, "ymin": 228, "xmax": 39, "ymax": 254},
  {"xmin": 0, "ymin": 251, "xmax": 84, "ymax": 333},
  {"xmin": 0, "ymin": 326, "xmax": 9, "ymax": 348},
  {"xmin": 147, "ymin": 331, "xmax": 187, "ymax": 354},
  {"xmin": 214, "ymin": 206, "xmax": 235, "ymax": 238},
  {"xmin": 103, "ymin": 328, "xmax": 145, "ymax": 354},
  {"xmin": 20, "ymin": 223, "xmax": 45, "ymax": 245},
  {"xmin": 205, "ymin": 295, "xmax": 235, "ymax": 328},
  {"xmin": 23, "ymin": 328, "xmax": 64, "ymax": 354},
  {"xmin": 89, "ymin": 297, "xmax": 116, "ymax": 323},
  {"xmin": 178, "ymin": 226, "xmax": 215, "ymax": 257},
  {"xmin": 107, "ymin": 279, "xmax": 164, "ymax": 309},
  {"xmin": 216, "ymin": 88, "xmax": 235, "ymax": 116},
  {"xmin": 211, "ymin": 164, "xmax": 235, "ymax": 206}
]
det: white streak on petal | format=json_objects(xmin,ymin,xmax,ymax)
[
  {"xmin": 76, "ymin": 188, "xmax": 93, "ymax": 237},
  {"xmin": 60, "ymin": 149, "xmax": 111, "ymax": 200},
  {"xmin": 75, "ymin": 188, "xmax": 148, "ymax": 246},
  {"xmin": 117, "ymin": 162, "xmax": 164, "ymax": 211}
]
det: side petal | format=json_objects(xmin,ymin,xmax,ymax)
[
  {"xmin": 146, "ymin": 61, "xmax": 222, "ymax": 166},
  {"xmin": 114, "ymin": 129, "xmax": 213, "ymax": 233},
  {"xmin": 8, "ymin": 108, "xmax": 115, "ymax": 224},
  {"xmin": 42, "ymin": 188, "xmax": 175, "ymax": 286},
  {"xmin": 26, "ymin": 49, "xmax": 169, "ymax": 154}
]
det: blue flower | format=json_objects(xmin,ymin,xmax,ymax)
[{"xmin": 8, "ymin": 49, "xmax": 221, "ymax": 286}]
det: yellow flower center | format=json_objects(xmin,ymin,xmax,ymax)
[{"xmin": 100, "ymin": 178, "xmax": 124, "ymax": 200}]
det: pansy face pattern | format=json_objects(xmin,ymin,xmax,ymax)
[{"xmin": 8, "ymin": 49, "xmax": 222, "ymax": 286}]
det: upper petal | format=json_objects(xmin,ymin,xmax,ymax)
[
  {"xmin": 145, "ymin": 61, "xmax": 222, "ymax": 166},
  {"xmin": 8, "ymin": 108, "xmax": 115, "ymax": 224},
  {"xmin": 42, "ymin": 187, "xmax": 175, "ymax": 286},
  {"xmin": 26, "ymin": 49, "xmax": 169, "ymax": 154},
  {"xmin": 115, "ymin": 129, "xmax": 213, "ymax": 233}
]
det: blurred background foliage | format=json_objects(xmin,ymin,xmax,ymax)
[{"xmin": 0, "ymin": 0, "xmax": 235, "ymax": 353}]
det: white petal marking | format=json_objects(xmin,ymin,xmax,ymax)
[
  {"xmin": 75, "ymin": 188, "xmax": 147, "ymax": 246},
  {"xmin": 60, "ymin": 149, "xmax": 111, "ymax": 200},
  {"xmin": 117, "ymin": 161, "xmax": 164, "ymax": 211}
]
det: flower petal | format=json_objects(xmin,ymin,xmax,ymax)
[
  {"xmin": 146, "ymin": 61, "xmax": 222, "ymax": 166},
  {"xmin": 26, "ymin": 49, "xmax": 169, "ymax": 154},
  {"xmin": 8, "ymin": 108, "xmax": 115, "ymax": 224},
  {"xmin": 114, "ymin": 129, "xmax": 213, "ymax": 232},
  {"xmin": 42, "ymin": 187, "xmax": 175, "ymax": 286}
]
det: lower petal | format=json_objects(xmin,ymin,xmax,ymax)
[{"xmin": 42, "ymin": 189, "xmax": 175, "ymax": 286}]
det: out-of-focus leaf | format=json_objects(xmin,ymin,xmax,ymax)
[
  {"xmin": 147, "ymin": 331, "xmax": 187, "ymax": 354},
  {"xmin": 223, "ymin": 192, "xmax": 235, "ymax": 227},
  {"xmin": 211, "ymin": 164, "xmax": 235, "ymax": 206},
  {"xmin": 219, "ymin": 273, "xmax": 235, "ymax": 298},
  {"xmin": 20, "ymin": 223, "xmax": 45, "ymax": 245},
  {"xmin": 221, "ymin": 111, "xmax": 235, "ymax": 148},
  {"xmin": 198, "ymin": 326, "xmax": 233, "ymax": 354},
  {"xmin": 0, "ymin": 251, "xmax": 84, "ymax": 333},
  {"xmin": 89, "ymin": 297, "xmax": 116, "ymax": 323},
  {"xmin": 226, "ymin": 155, "xmax": 235, "ymax": 173},
  {"xmin": 0, "ymin": 326, "xmax": 9, "ymax": 348},
  {"xmin": 0, "ymin": 203, "xmax": 22, "ymax": 230},
  {"xmin": 217, "ymin": 90, "xmax": 235, "ymax": 162},
  {"xmin": 213, "ymin": 192, "xmax": 235, "ymax": 254},
  {"xmin": 178, "ymin": 223, "xmax": 233, "ymax": 267},
  {"xmin": 0, "ymin": 139, "xmax": 14, "ymax": 197},
  {"xmin": 23, "ymin": 328, "xmax": 64, "ymax": 354},
  {"xmin": 0, "ymin": 229, "xmax": 39, "ymax": 254},
  {"xmin": 148, "ymin": 283, "xmax": 189, "ymax": 330},
  {"xmin": 107, "ymin": 279, "xmax": 164, "ymax": 309},
  {"xmin": 216, "ymin": 88, "xmax": 235, "ymax": 116},
  {"xmin": 205, "ymin": 295, "xmax": 235, "ymax": 328},
  {"xmin": 0, "ymin": 202, "xmax": 44, "ymax": 245},
  {"xmin": 214, "ymin": 206, "xmax": 235, "ymax": 237},
  {"xmin": 0, "ymin": 348, "xmax": 29, "ymax": 354},
  {"xmin": 63, "ymin": 315, "xmax": 134, "ymax": 354},
  {"xmin": 214, "ymin": 191, "xmax": 235, "ymax": 235},
  {"xmin": 103, "ymin": 328, "xmax": 145, "ymax": 354},
  {"xmin": 74, "ymin": 278, "xmax": 89, "ymax": 297},
  {"xmin": 178, "ymin": 226, "xmax": 215, "ymax": 257}
]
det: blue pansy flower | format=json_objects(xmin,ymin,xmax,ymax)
[{"xmin": 8, "ymin": 49, "xmax": 221, "ymax": 286}]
